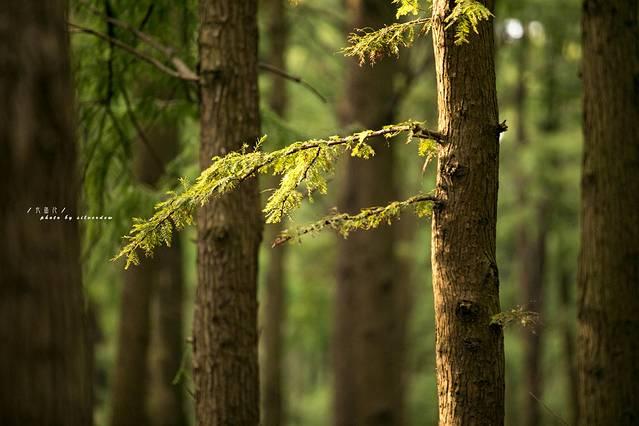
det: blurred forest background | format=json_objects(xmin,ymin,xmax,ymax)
[
  {"xmin": 4, "ymin": 0, "xmax": 636, "ymax": 425},
  {"xmin": 71, "ymin": 0, "xmax": 581, "ymax": 424}
]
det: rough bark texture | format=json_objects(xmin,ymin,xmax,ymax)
[
  {"xmin": 577, "ymin": 0, "xmax": 639, "ymax": 424},
  {"xmin": 0, "ymin": 1, "xmax": 92, "ymax": 425},
  {"xmin": 333, "ymin": 1, "xmax": 405, "ymax": 425},
  {"xmin": 195, "ymin": 0, "xmax": 262, "ymax": 424},
  {"xmin": 430, "ymin": 1, "xmax": 504, "ymax": 424},
  {"xmin": 261, "ymin": 0, "xmax": 289, "ymax": 424}
]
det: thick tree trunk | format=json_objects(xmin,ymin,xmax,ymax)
[
  {"xmin": 261, "ymin": 0, "xmax": 289, "ymax": 425},
  {"xmin": 577, "ymin": 0, "xmax": 639, "ymax": 424},
  {"xmin": 0, "ymin": 1, "xmax": 92, "ymax": 425},
  {"xmin": 333, "ymin": 1, "xmax": 404, "ymax": 425},
  {"xmin": 430, "ymin": 1, "xmax": 504, "ymax": 424},
  {"xmin": 195, "ymin": 1, "xmax": 262, "ymax": 425}
]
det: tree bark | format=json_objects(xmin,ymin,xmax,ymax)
[
  {"xmin": 430, "ymin": 1, "xmax": 504, "ymax": 424},
  {"xmin": 195, "ymin": 0, "xmax": 262, "ymax": 425},
  {"xmin": 261, "ymin": 0, "xmax": 289, "ymax": 425},
  {"xmin": 333, "ymin": 1, "xmax": 405, "ymax": 425},
  {"xmin": 577, "ymin": 0, "xmax": 639, "ymax": 424},
  {"xmin": 0, "ymin": 1, "xmax": 92, "ymax": 425}
]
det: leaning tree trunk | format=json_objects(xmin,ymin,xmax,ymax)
[
  {"xmin": 0, "ymin": 1, "xmax": 92, "ymax": 425},
  {"xmin": 430, "ymin": 1, "xmax": 504, "ymax": 424},
  {"xmin": 577, "ymin": 0, "xmax": 639, "ymax": 424},
  {"xmin": 261, "ymin": 0, "xmax": 289, "ymax": 424},
  {"xmin": 194, "ymin": 0, "xmax": 262, "ymax": 425},
  {"xmin": 333, "ymin": 1, "xmax": 405, "ymax": 425}
]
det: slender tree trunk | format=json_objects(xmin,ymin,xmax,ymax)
[
  {"xmin": 195, "ymin": 0, "xmax": 262, "ymax": 424},
  {"xmin": 111, "ymin": 117, "xmax": 185, "ymax": 426},
  {"xmin": 513, "ymin": 29, "xmax": 547, "ymax": 426},
  {"xmin": 557, "ymin": 250, "xmax": 578, "ymax": 426},
  {"xmin": 333, "ymin": 1, "xmax": 404, "ymax": 425},
  {"xmin": 430, "ymin": 1, "xmax": 504, "ymax": 424},
  {"xmin": 261, "ymin": 0, "xmax": 289, "ymax": 425},
  {"xmin": 146, "ymin": 124, "xmax": 188, "ymax": 426},
  {"xmin": 111, "ymin": 264, "xmax": 153, "ymax": 426},
  {"xmin": 521, "ymin": 204, "xmax": 547, "ymax": 426},
  {"xmin": 148, "ymin": 234, "xmax": 188, "ymax": 426},
  {"xmin": 0, "ymin": 1, "xmax": 92, "ymax": 425},
  {"xmin": 577, "ymin": 0, "xmax": 639, "ymax": 424}
]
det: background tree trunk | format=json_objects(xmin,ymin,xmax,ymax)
[
  {"xmin": 261, "ymin": 0, "xmax": 289, "ymax": 425},
  {"xmin": 148, "ymin": 234, "xmax": 188, "ymax": 426},
  {"xmin": 333, "ymin": 1, "xmax": 405, "ymax": 425},
  {"xmin": 430, "ymin": 0, "xmax": 505, "ymax": 424},
  {"xmin": 578, "ymin": 0, "xmax": 639, "ymax": 424},
  {"xmin": 513, "ymin": 29, "xmax": 548, "ymax": 426},
  {"xmin": 0, "ymin": 1, "xmax": 92, "ymax": 425},
  {"xmin": 110, "ymin": 112, "xmax": 186, "ymax": 426},
  {"xmin": 195, "ymin": 0, "xmax": 262, "ymax": 424}
]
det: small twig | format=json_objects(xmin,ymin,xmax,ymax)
[
  {"xmin": 529, "ymin": 392, "xmax": 569, "ymax": 426},
  {"xmin": 259, "ymin": 62, "xmax": 327, "ymax": 103}
]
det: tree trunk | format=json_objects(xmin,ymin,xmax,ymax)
[
  {"xmin": 111, "ymin": 264, "xmax": 153, "ymax": 426},
  {"xmin": 577, "ymin": 0, "xmax": 639, "ymax": 424},
  {"xmin": 0, "ymin": 1, "xmax": 92, "ymax": 425},
  {"xmin": 261, "ymin": 0, "xmax": 289, "ymax": 425},
  {"xmin": 430, "ymin": 1, "xmax": 504, "ymax": 424},
  {"xmin": 557, "ymin": 251, "xmax": 578, "ymax": 426},
  {"xmin": 148, "ymin": 234, "xmax": 188, "ymax": 426},
  {"xmin": 146, "ymin": 123, "xmax": 188, "ymax": 426},
  {"xmin": 195, "ymin": 0, "xmax": 262, "ymax": 425},
  {"xmin": 521, "ymin": 204, "xmax": 547, "ymax": 426},
  {"xmin": 513, "ymin": 29, "xmax": 548, "ymax": 426},
  {"xmin": 111, "ymin": 116, "xmax": 185, "ymax": 426},
  {"xmin": 333, "ymin": 1, "xmax": 404, "ymax": 425}
]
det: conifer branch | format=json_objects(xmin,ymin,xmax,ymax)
[
  {"xmin": 342, "ymin": 18, "xmax": 432, "ymax": 65},
  {"xmin": 114, "ymin": 121, "xmax": 441, "ymax": 268},
  {"xmin": 343, "ymin": 0, "xmax": 493, "ymax": 65},
  {"xmin": 272, "ymin": 193, "xmax": 440, "ymax": 247}
]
